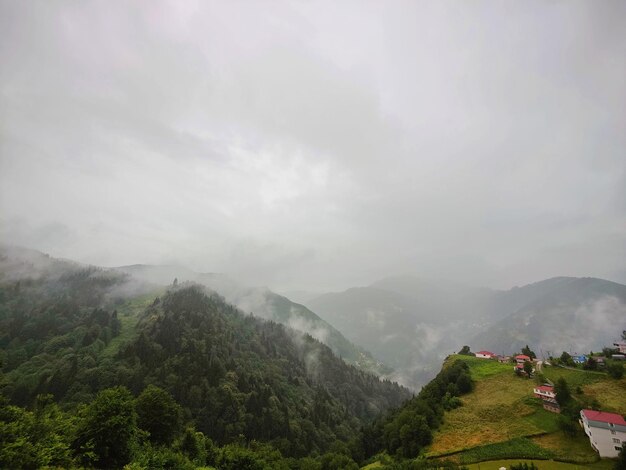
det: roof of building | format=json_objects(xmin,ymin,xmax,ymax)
[
  {"xmin": 515, "ymin": 354, "xmax": 531, "ymax": 361},
  {"xmin": 582, "ymin": 409, "xmax": 626, "ymax": 426},
  {"xmin": 535, "ymin": 385, "xmax": 554, "ymax": 392},
  {"xmin": 476, "ymin": 351, "xmax": 496, "ymax": 356}
]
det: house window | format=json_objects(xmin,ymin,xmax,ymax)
[
  {"xmin": 616, "ymin": 446, "xmax": 622, "ymax": 451},
  {"xmin": 612, "ymin": 430, "xmax": 617, "ymax": 435},
  {"xmin": 613, "ymin": 438, "xmax": 621, "ymax": 443}
]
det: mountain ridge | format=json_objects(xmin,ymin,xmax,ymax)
[{"xmin": 305, "ymin": 274, "xmax": 626, "ymax": 388}]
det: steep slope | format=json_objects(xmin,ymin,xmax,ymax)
[
  {"xmin": 112, "ymin": 285, "xmax": 409, "ymax": 455},
  {"xmin": 115, "ymin": 263, "xmax": 390, "ymax": 376}
]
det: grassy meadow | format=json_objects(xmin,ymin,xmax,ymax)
[
  {"xmin": 100, "ymin": 289, "xmax": 164, "ymax": 359},
  {"xmin": 426, "ymin": 355, "xmax": 625, "ymax": 465}
]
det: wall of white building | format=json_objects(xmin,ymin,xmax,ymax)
[{"xmin": 581, "ymin": 413, "xmax": 626, "ymax": 458}]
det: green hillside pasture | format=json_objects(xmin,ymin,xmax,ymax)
[
  {"xmin": 581, "ymin": 377, "xmax": 626, "ymax": 415},
  {"xmin": 450, "ymin": 355, "xmax": 514, "ymax": 380},
  {"xmin": 530, "ymin": 433, "xmax": 600, "ymax": 463},
  {"xmin": 455, "ymin": 438, "xmax": 554, "ymax": 464},
  {"xmin": 542, "ymin": 364, "xmax": 626, "ymax": 414},
  {"xmin": 100, "ymin": 290, "xmax": 162, "ymax": 359},
  {"xmin": 427, "ymin": 357, "xmax": 624, "ymax": 464},
  {"xmin": 428, "ymin": 359, "xmax": 557, "ymax": 456},
  {"xmin": 542, "ymin": 366, "xmax": 603, "ymax": 389}
]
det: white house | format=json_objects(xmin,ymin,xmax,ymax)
[
  {"xmin": 580, "ymin": 409, "xmax": 626, "ymax": 458},
  {"xmin": 475, "ymin": 350, "xmax": 496, "ymax": 359}
]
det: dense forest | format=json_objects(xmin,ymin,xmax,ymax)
[{"xmin": 4, "ymin": 258, "xmax": 461, "ymax": 468}]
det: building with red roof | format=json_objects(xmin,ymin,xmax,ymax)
[
  {"xmin": 580, "ymin": 409, "xmax": 626, "ymax": 457},
  {"xmin": 533, "ymin": 385, "xmax": 556, "ymax": 399},
  {"xmin": 533, "ymin": 384, "xmax": 559, "ymax": 413},
  {"xmin": 475, "ymin": 351, "xmax": 496, "ymax": 359}
]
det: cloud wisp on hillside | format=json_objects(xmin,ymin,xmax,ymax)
[{"xmin": 1, "ymin": 1, "xmax": 625, "ymax": 292}]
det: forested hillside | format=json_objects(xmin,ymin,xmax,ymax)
[
  {"xmin": 112, "ymin": 284, "xmax": 409, "ymax": 454},
  {"xmin": 0, "ymin": 250, "xmax": 411, "ymax": 467},
  {"xmin": 116, "ymin": 264, "xmax": 391, "ymax": 377}
]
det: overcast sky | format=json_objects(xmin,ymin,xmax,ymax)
[{"xmin": 1, "ymin": 0, "xmax": 625, "ymax": 292}]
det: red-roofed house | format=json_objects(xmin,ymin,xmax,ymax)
[
  {"xmin": 475, "ymin": 351, "xmax": 496, "ymax": 359},
  {"xmin": 533, "ymin": 385, "xmax": 559, "ymax": 413},
  {"xmin": 513, "ymin": 355, "xmax": 533, "ymax": 374},
  {"xmin": 533, "ymin": 385, "xmax": 556, "ymax": 400},
  {"xmin": 580, "ymin": 409, "xmax": 626, "ymax": 457}
]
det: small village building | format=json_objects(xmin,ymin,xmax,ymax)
[
  {"xmin": 542, "ymin": 401, "xmax": 561, "ymax": 413},
  {"xmin": 580, "ymin": 409, "xmax": 626, "ymax": 458},
  {"xmin": 611, "ymin": 354, "xmax": 625, "ymax": 361},
  {"xmin": 475, "ymin": 351, "xmax": 496, "ymax": 359},
  {"xmin": 613, "ymin": 341, "xmax": 626, "ymax": 354},
  {"xmin": 533, "ymin": 385, "xmax": 560, "ymax": 413},
  {"xmin": 533, "ymin": 385, "xmax": 556, "ymax": 400},
  {"xmin": 573, "ymin": 354, "xmax": 587, "ymax": 364},
  {"xmin": 594, "ymin": 356, "xmax": 606, "ymax": 368},
  {"xmin": 513, "ymin": 355, "xmax": 534, "ymax": 375},
  {"xmin": 498, "ymin": 355, "xmax": 510, "ymax": 363}
]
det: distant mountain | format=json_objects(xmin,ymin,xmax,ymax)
[
  {"xmin": 306, "ymin": 275, "xmax": 626, "ymax": 388},
  {"xmin": 114, "ymin": 264, "xmax": 392, "ymax": 376},
  {"xmin": 279, "ymin": 289, "xmax": 324, "ymax": 305},
  {"xmin": 471, "ymin": 277, "xmax": 626, "ymax": 357},
  {"xmin": 307, "ymin": 278, "xmax": 493, "ymax": 388}
]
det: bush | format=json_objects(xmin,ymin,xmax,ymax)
[
  {"xmin": 607, "ymin": 362, "xmax": 624, "ymax": 379},
  {"xmin": 132, "ymin": 446, "xmax": 195, "ymax": 470},
  {"xmin": 510, "ymin": 463, "xmax": 538, "ymax": 470}
]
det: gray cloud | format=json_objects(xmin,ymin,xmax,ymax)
[{"xmin": 1, "ymin": 0, "xmax": 625, "ymax": 291}]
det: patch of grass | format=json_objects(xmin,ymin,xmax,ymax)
[
  {"xmin": 101, "ymin": 290, "xmax": 162, "ymax": 359},
  {"xmin": 361, "ymin": 462, "xmax": 384, "ymax": 469},
  {"xmin": 447, "ymin": 355, "xmax": 513, "ymax": 380},
  {"xmin": 581, "ymin": 377, "xmax": 626, "ymax": 415},
  {"xmin": 456, "ymin": 438, "xmax": 555, "ymax": 464},
  {"xmin": 530, "ymin": 433, "xmax": 600, "ymax": 463},
  {"xmin": 541, "ymin": 366, "xmax": 602, "ymax": 389},
  {"xmin": 522, "ymin": 407, "xmax": 560, "ymax": 434}
]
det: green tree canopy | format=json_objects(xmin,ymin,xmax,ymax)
[
  {"xmin": 523, "ymin": 360, "xmax": 533, "ymax": 377},
  {"xmin": 73, "ymin": 386, "xmax": 137, "ymax": 468},
  {"xmin": 521, "ymin": 345, "xmax": 536, "ymax": 359},
  {"xmin": 554, "ymin": 378, "xmax": 571, "ymax": 406},
  {"xmin": 136, "ymin": 385, "xmax": 182, "ymax": 445},
  {"xmin": 607, "ymin": 361, "xmax": 624, "ymax": 379}
]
